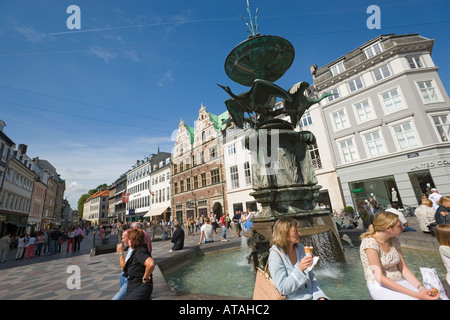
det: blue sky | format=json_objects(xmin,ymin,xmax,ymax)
[{"xmin": 1, "ymin": 0, "xmax": 449, "ymax": 209}]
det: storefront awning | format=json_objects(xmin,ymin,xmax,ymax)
[
  {"xmin": 7, "ymin": 222, "xmax": 35, "ymax": 227},
  {"xmin": 144, "ymin": 208, "xmax": 164, "ymax": 217}
]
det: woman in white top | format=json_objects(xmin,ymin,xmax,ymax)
[
  {"xmin": 435, "ymin": 224, "xmax": 450, "ymax": 288},
  {"xmin": 360, "ymin": 211, "xmax": 439, "ymax": 300},
  {"xmin": 414, "ymin": 199, "xmax": 436, "ymax": 233}
]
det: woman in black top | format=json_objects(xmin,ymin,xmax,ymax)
[
  {"xmin": 122, "ymin": 228, "xmax": 156, "ymax": 300},
  {"xmin": 170, "ymin": 221, "xmax": 184, "ymax": 252}
]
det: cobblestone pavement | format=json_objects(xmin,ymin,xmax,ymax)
[{"xmin": 0, "ymin": 214, "xmax": 443, "ymax": 300}]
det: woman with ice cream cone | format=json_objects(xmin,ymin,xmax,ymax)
[{"xmin": 267, "ymin": 217, "xmax": 329, "ymax": 300}]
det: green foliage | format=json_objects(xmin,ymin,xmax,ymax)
[{"xmin": 345, "ymin": 206, "xmax": 354, "ymax": 214}]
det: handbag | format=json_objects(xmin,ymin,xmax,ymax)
[{"xmin": 253, "ymin": 250, "xmax": 286, "ymax": 300}]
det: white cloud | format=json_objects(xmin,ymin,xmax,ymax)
[
  {"xmin": 157, "ymin": 70, "xmax": 174, "ymax": 87},
  {"xmin": 12, "ymin": 23, "xmax": 47, "ymax": 43}
]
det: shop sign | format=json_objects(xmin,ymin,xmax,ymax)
[
  {"xmin": 352, "ymin": 188, "xmax": 364, "ymax": 193},
  {"xmin": 407, "ymin": 152, "xmax": 420, "ymax": 159},
  {"xmin": 409, "ymin": 160, "xmax": 450, "ymax": 171}
]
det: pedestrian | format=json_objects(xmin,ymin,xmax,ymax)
[
  {"xmin": 170, "ymin": 221, "xmax": 185, "ymax": 252},
  {"xmin": 268, "ymin": 217, "xmax": 329, "ymax": 300},
  {"xmin": 49, "ymin": 227, "xmax": 61, "ymax": 255},
  {"xmin": 35, "ymin": 232, "xmax": 44, "ymax": 256},
  {"xmin": 112, "ymin": 229, "xmax": 131, "ymax": 300},
  {"xmin": 198, "ymin": 217, "xmax": 214, "ymax": 244},
  {"xmin": 16, "ymin": 234, "xmax": 26, "ymax": 260},
  {"xmin": 67, "ymin": 228, "xmax": 76, "ymax": 253},
  {"xmin": 414, "ymin": 199, "xmax": 436, "ymax": 233},
  {"xmin": 232, "ymin": 210, "xmax": 242, "ymax": 237},
  {"xmin": 357, "ymin": 200, "xmax": 371, "ymax": 229},
  {"xmin": 429, "ymin": 188, "xmax": 442, "ymax": 210},
  {"xmin": 25, "ymin": 233, "xmax": 36, "ymax": 259},
  {"xmin": 0, "ymin": 233, "xmax": 12, "ymax": 263},
  {"xmin": 360, "ymin": 211, "xmax": 439, "ymax": 300},
  {"xmin": 435, "ymin": 196, "xmax": 450, "ymax": 225},
  {"xmin": 122, "ymin": 228, "xmax": 156, "ymax": 300},
  {"xmin": 74, "ymin": 226, "xmax": 84, "ymax": 251},
  {"xmin": 385, "ymin": 202, "xmax": 416, "ymax": 231},
  {"xmin": 226, "ymin": 214, "xmax": 231, "ymax": 229},
  {"xmin": 210, "ymin": 212, "xmax": 217, "ymax": 234},
  {"xmin": 42, "ymin": 230, "xmax": 49, "ymax": 255},
  {"xmin": 435, "ymin": 224, "xmax": 450, "ymax": 291},
  {"xmin": 220, "ymin": 214, "xmax": 228, "ymax": 241}
]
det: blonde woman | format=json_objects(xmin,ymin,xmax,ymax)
[
  {"xmin": 360, "ymin": 211, "xmax": 439, "ymax": 300},
  {"xmin": 268, "ymin": 217, "xmax": 328, "ymax": 300},
  {"xmin": 435, "ymin": 224, "xmax": 450, "ymax": 288}
]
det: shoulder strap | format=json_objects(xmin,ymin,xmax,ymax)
[{"xmin": 265, "ymin": 249, "xmax": 283, "ymax": 275}]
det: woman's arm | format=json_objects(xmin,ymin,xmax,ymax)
[
  {"xmin": 142, "ymin": 257, "xmax": 156, "ymax": 283},
  {"xmin": 365, "ymin": 248, "xmax": 438, "ymax": 300}
]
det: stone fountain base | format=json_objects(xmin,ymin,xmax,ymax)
[{"xmin": 246, "ymin": 210, "xmax": 345, "ymax": 271}]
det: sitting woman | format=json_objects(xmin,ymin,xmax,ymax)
[
  {"xmin": 435, "ymin": 224, "xmax": 450, "ymax": 293},
  {"xmin": 122, "ymin": 228, "xmax": 156, "ymax": 300},
  {"xmin": 360, "ymin": 211, "xmax": 439, "ymax": 300},
  {"xmin": 268, "ymin": 217, "xmax": 328, "ymax": 300}
]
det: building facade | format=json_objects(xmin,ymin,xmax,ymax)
[
  {"xmin": 171, "ymin": 105, "xmax": 228, "ymax": 225},
  {"xmin": 312, "ymin": 33, "xmax": 450, "ymax": 211},
  {"xmin": 83, "ymin": 190, "xmax": 110, "ymax": 225}
]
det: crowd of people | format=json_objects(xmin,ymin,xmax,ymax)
[{"xmin": 0, "ymin": 225, "xmax": 89, "ymax": 263}]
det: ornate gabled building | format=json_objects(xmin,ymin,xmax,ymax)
[{"xmin": 171, "ymin": 105, "xmax": 229, "ymax": 224}]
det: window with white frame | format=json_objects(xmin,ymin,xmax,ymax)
[
  {"xmin": 407, "ymin": 55, "xmax": 423, "ymax": 69},
  {"xmin": 431, "ymin": 114, "xmax": 450, "ymax": 142},
  {"xmin": 244, "ymin": 161, "xmax": 251, "ymax": 185},
  {"xmin": 373, "ymin": 64, "xmax": 391, "ymax": 81},
  {"xmin": 381, "ymin": 88, "xmax": 405, "ymax": 113},
  {"xmin": 348, "ymin": 77, "xmax": 364, "ymax": 92},
  {"xmin": 230, "ymin": 165, "xmax": 239, "ymax": 188},
  {"xmin": 417, "ymin": 80, "xmax": 440, "ymax": 103},
  {"xmin": 308, "ymin": 142, "xmax": 322, "ymax": 169},
  {"xmin": 392, "ymin": 121, "xmax": 419, "ymax": 150},
  {"xmin": 363, "ymin": 42, "xmax": 383, "ymax": 59},
  {"xmin": 363, "ymin": 130, "xmax": 386, "ymax": 157},
  {"xmin": 354, "ymin": 100, "xmax": 375, "ymax": 123},
  {"xmin": 338, "ymin": 138, "xmax": 358, "ymax": 163},
  {"xmin": 331, "ymin": 109, "xmax": 349, "ymax": 131},
  {"xmin": 300, "ymin": 112, "xmax": 312, "ymax": 128},
  {"xmin": 330, "ymin": 61, "xmax": 345, "ymax": 77},
  {"xmin": 327, "ymin": 88, "xmax": 340, "ymax": 102},
  {"xmin": 227, "ymin": 143, "xmax": 236, "ymax": 155}
]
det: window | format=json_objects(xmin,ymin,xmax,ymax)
[
  {"xmin": 348, "ymin": 77, "xmax": 363, "ymax": 92},
  {"xmin": 299, "ymin": 112, "xmax": 312, "ymax": 128},
  {"xmin": 392, "ymin": 122, "xmax": 419, "ymax": 150},
  {"xmin": 211, "ymin": 169, "xmax": 220, "ymax": 184},
  {"xmin": 193, "ymin": 175, "xmax": 198, "ymax": 189},
  {"xmin": 331, "ymin": 109, "xmax": 349, "ymax": 131},
  {"xmin": 308, "ymin": 142, "xmax": 322, "ymax": 169},
  {"xmin": 364, "ymin": 42, "xmax": 383, "ymax": 59},
  {"xmin": 354, "ymin": 100, "xmax": 375, "ymax": 123},
  {"xmin": 338, "ymin": 138, "xmax": 358, "ymax": 163},
  {"xmin": 407, "ymin": 55, "xmax": 423, "ymax": 69},
  {"xmin": 417, "ymin": 80, "xmax": 440, "ymax": 103},
  {"xmin": 381, "ymin": 89, "xmax": 404, "ymax": 113},
  {"xmin": 431, "ymin": 114, "xmax": 450, "ymax": 142},
  {"xmin": 327, "ymin": 88, "xmax": 340, "ymax": 102},
  {"xmin": 201, "ymin": 173, "xmax": 206, "ymax": 187},
  {"xmin": 227, "ymin": 143, "xmax": 236, "ymax": 155},
  {"xmin": 186, "ymin": 178, "xmax": 191, "ymax": 191},
  {"xmin": 244, "ymin": 161, "xmax": 251, "ymax": 185},
  {"xmin": 230, "ymin": 165, "xmax": 239, "ymax": 189},
  {"xmin": 180, "ymin": 180, "xmax": 184, "ymax": 193},
  {"xmin": 330, "ymin": 61, "xmax": 345, "ymax": 76},
  {"xmin": 363, "ymin": 131, "xmax": 386, "ymax": 157},
  {"xmin": 209, "ymin": 147, "xmax": 217, "ymax": 159},
  {"xmin": 373, "ymin": 64, "xmax": 391, "ymax": 81}
]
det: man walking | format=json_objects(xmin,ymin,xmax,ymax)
[{"xmin": 0, "ymin": 233, "xmax": 12, "ymax": 262}]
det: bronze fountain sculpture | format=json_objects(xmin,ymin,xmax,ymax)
[{"xmin": 219, "ymin": 1, "xmax": 345, "ymax": 270}]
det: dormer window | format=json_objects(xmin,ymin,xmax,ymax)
[
  {"xmin": 330, "ymin": 61, "xmax": 345, "ymax": 77},
  {"xmin": 363, "ymin": 42, "xmax": 383, "ymax": 59}
]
